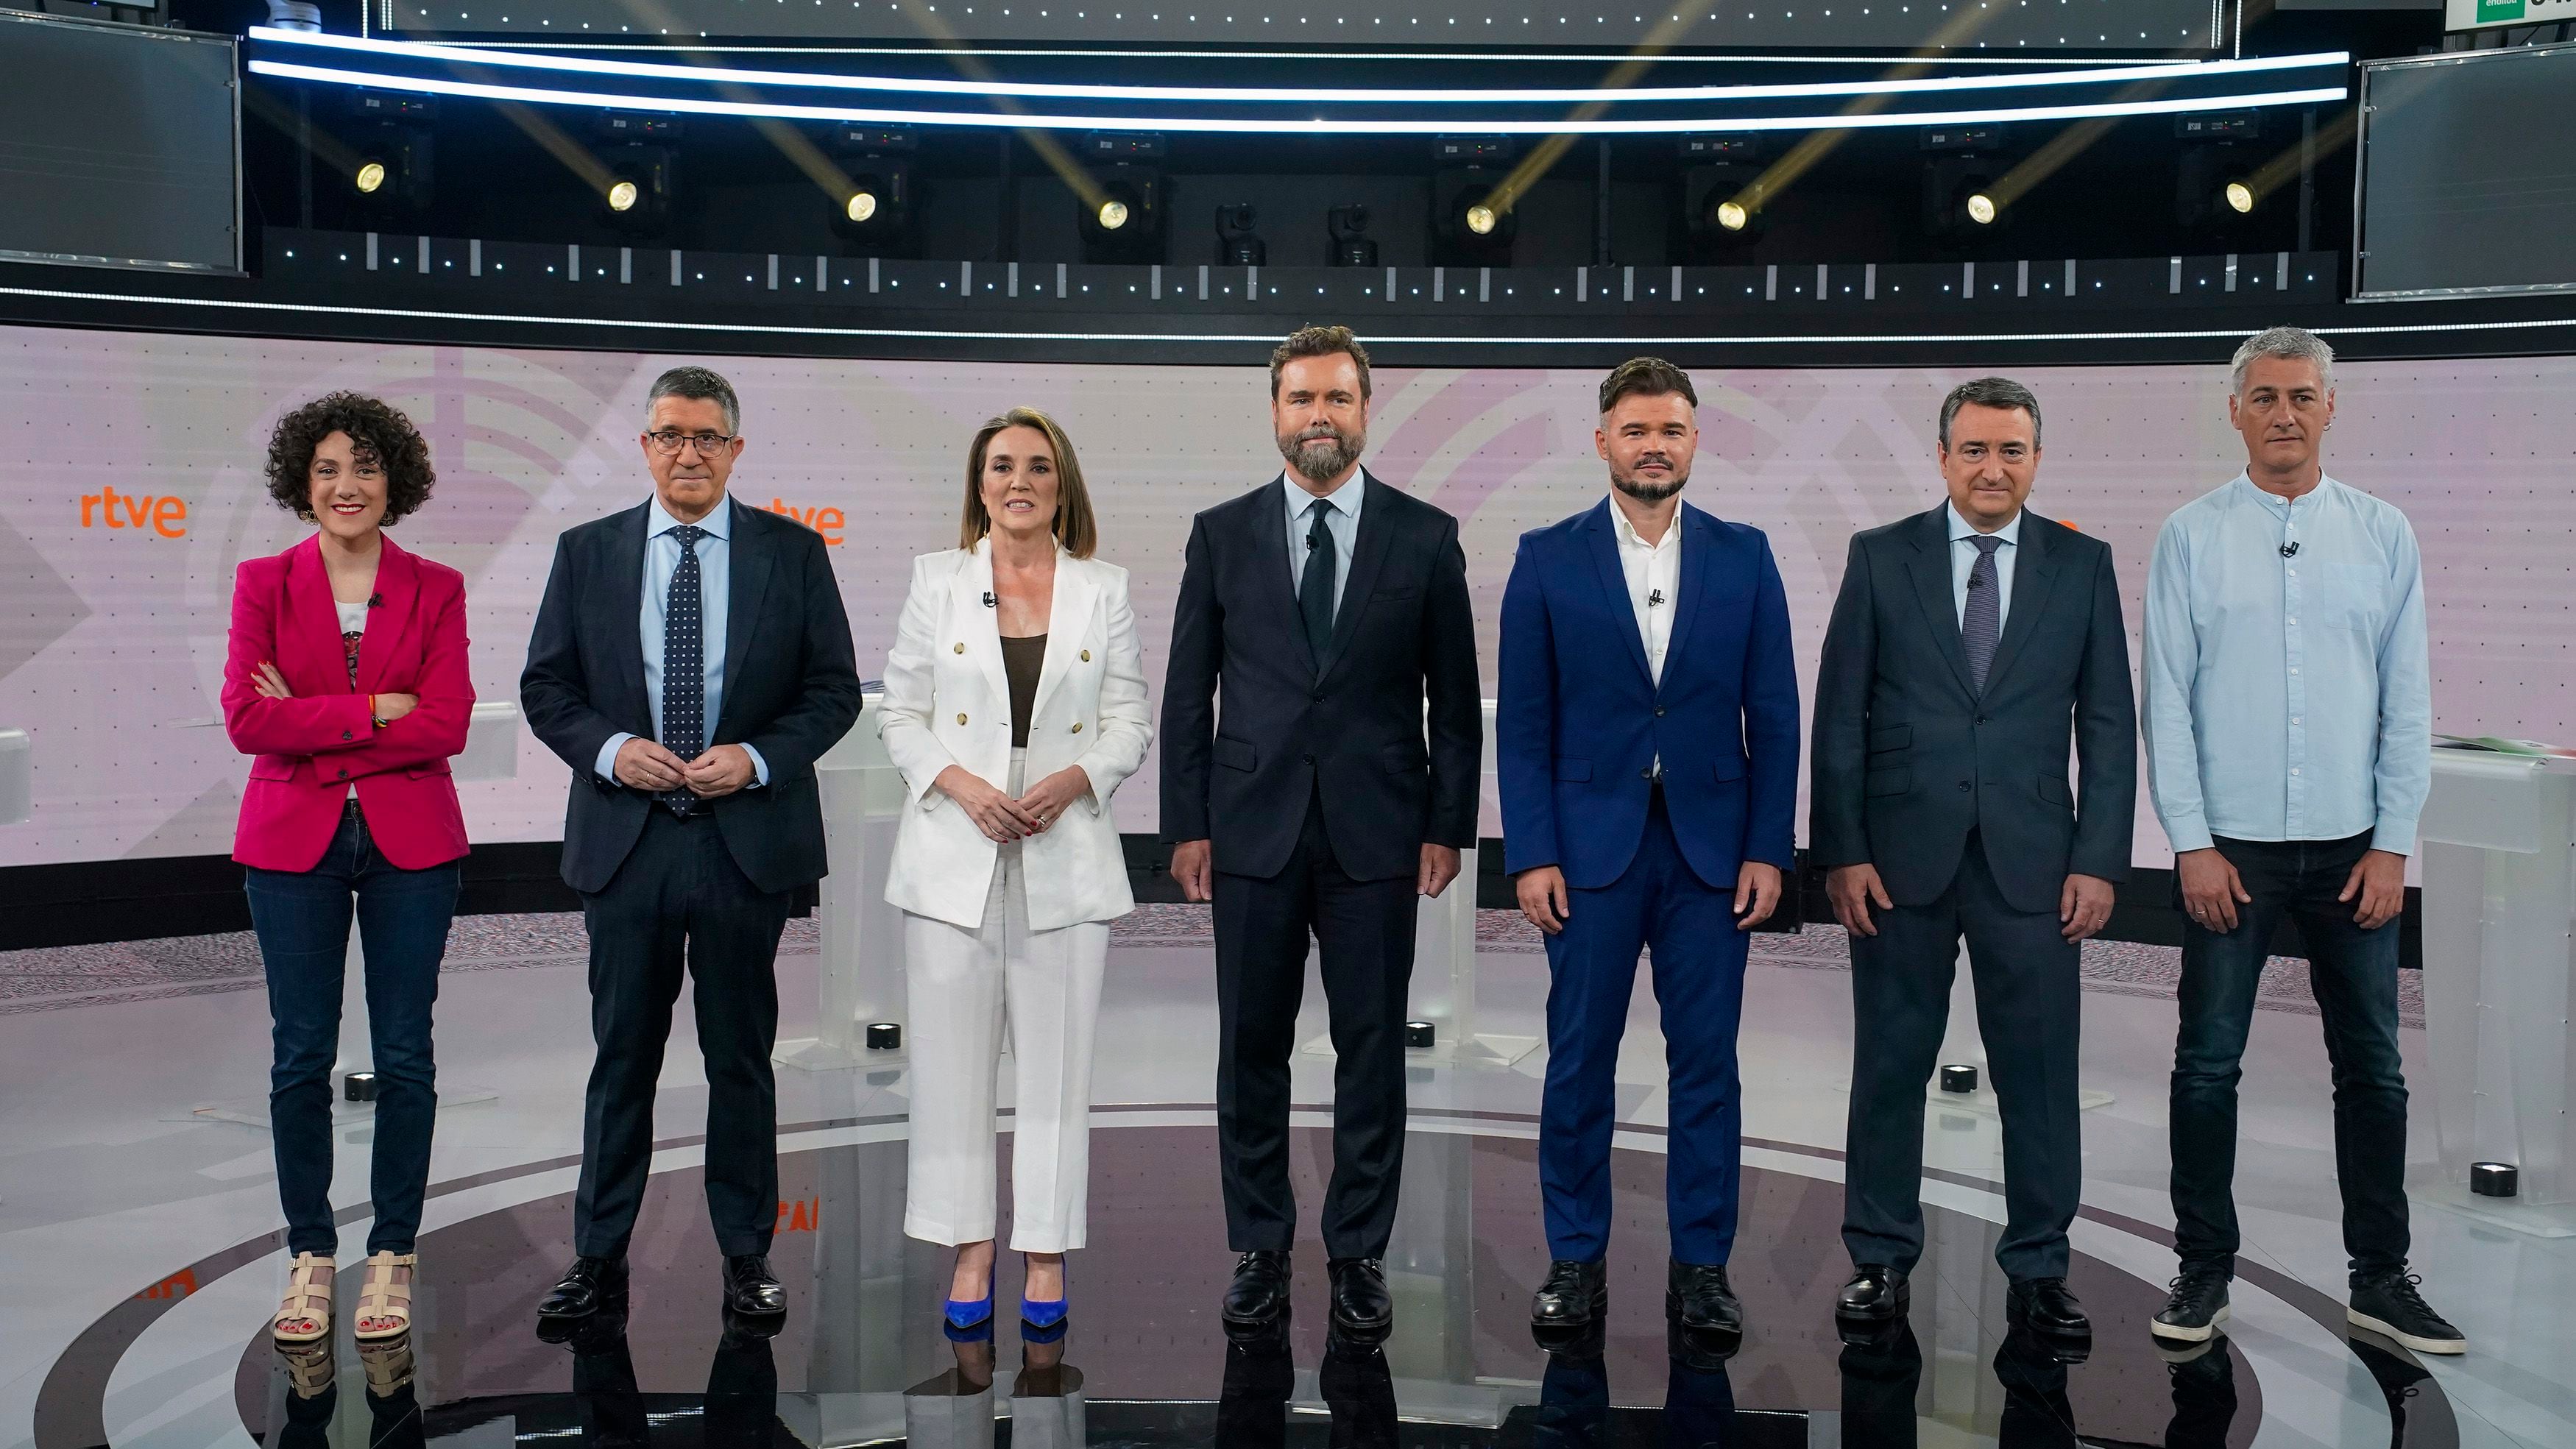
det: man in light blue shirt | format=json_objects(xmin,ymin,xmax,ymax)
[{"xmin": 2140, "ymin": 327, "xmax": 2459, "ymax": 1356}]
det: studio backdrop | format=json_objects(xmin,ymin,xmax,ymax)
[{"xmin": 0, "ymin": 322, "xmax": 2567, "ymax": 871}]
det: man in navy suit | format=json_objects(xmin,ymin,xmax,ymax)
[{"xmin": 1498, "ymin": 357, "xmax": 1801, "ymax": 1340}]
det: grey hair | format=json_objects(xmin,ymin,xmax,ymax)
[
  {"xmin": 646, "ymin": 365, "xmax": 741, "ymax": 433},
  {"xmin": 2229, "ymin": 325, "xmax": 2336, "ymax": 398},
  {"xmin": 1937, "ymin": 376, "xmax": 2042, "ymax": 450}
]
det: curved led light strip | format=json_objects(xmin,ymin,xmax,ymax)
[
  {"xmin": 457, "ymin": 43, "xmax": 2195, "ymax": 67},
  {"xmin": 244, "ymin": 59, "xmax": 2348, "ymax": 135},
  {"xmin": 7, "ymin": 283, "xmax": 2571, "ymax": 348},
  {"xmin": 250, "ymin": 27, "xmax": 2346, "ymax": 107}
]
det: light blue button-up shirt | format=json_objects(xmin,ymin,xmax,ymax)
[
  {"xmin": 594, "ymin": 496, "xmax": 769, "ymax": 787},
  {"xmin": 1947, "ymin": 501, "xmax": 2022, "ymax": 631},
  {"xmin": 1284, "ymin": 470, "xmax": 1365, "ymax": 618},
  {"xmin": 2142, "ymin": 473, "xmax": 2429, "ymax": 856}
]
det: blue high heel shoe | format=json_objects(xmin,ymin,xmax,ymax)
[
  {"xmin": 1022, "ymin": 1267, "xmax": 1069, "ymax": 1331},
  {"xmin": 944, "ymin": 1287, "xmax": 994, "ymax": 1336}
]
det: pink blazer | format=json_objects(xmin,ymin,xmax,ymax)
[{"xmin": 223, "ymin": 534, "xmax": 475, "ymax": 872}]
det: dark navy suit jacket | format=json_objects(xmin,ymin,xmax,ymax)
[{"xmin": 1497, "ymin": 498, "xmax": 1801, "ymax": 891}]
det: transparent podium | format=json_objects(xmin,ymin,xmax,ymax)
[
  {"xmin": 778, "ymin": 694, "xmax": 907, "ymax": 1071},
  {"xmin": 2416, "ymin": 748, "xmax": 2576, "ymax": 1229}
]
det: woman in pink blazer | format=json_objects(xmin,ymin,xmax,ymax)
[{"xmin": 222, "ymin": 393, "xmax": 473, "ymax": 1348}]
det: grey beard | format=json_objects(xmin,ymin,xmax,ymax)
[
  {"xmin": 1612, "ymin": 467, "xmax": 1686, "ymax": 503},
  {"xmin": 1281, "ymin": 428, "xmax": 1365, "ymax": 483}
]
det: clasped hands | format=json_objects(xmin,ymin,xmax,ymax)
[
  {"xmin": 934, "ymin": 762, "xmax": 1094, "ymax": 843},
  {"xmin": 616, "ymin": 737, "xmax": 757, "ymax": 798}
]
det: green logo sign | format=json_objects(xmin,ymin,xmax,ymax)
[{"xmin": 2477, "ymin": 0, "xmax": 2526, "ymax": 21}]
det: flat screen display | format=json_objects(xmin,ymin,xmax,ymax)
[
  {"xmin": 2357, "ymin": 43, "xmax": 2576, "ymax": 300},
  {"xmin": 1, "ymin": 325, "xmax": 2568, "ymax": 868}
]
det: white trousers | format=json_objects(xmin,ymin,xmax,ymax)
[{"xmin": 903, "ymin": 751, "xmax": 1110, "ymax": 1253}]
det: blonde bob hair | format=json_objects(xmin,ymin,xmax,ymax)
[{"xmin": 960, "ymin": 406, "xmax": 1097, "ymax": 559}]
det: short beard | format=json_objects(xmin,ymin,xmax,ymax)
[
  {"xmin": 1280, "ymin": 423, "xmax": 1366, "ymax": 484},
  {"xmin": 1611, "ymin": 464, "xmax": 1686, "ymax": 503}
]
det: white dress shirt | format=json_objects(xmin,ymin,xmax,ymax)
[
  {"xmin": 1946, "ymin": 502, "xmax": 2021, "ymax": 630},
  {"xmin": 1613, "ymin": 503, "xmax": 1681, "ymax": 684},
  {"xmin": 1284, "ymin": 470, "xmax": 1365, "ymax": 617},
  {"xmin": 594, "ymin": 495, "xmax": 768, "ymax": 787}
]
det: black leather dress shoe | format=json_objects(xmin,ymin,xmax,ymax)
[
  {"xmin": 1327, "ymin": 1258, "xmax": 1395, "ymax": 1345},
  {"xmin": 1836, "ymin": 1265, "xmax": 1910, "ymax": 1322},
  {"xmin": 1222, "ymin": 1250, "xmax": 1293, "ymax": 1339},
  {"xmin": 2008, "ymin": 1277, "xmax": 2092, "ymax": 1341},
  {"xmin": 1532, "ymin": 1260, "xmax": 1608, "ymax": 1333},
  {"xmin": 537, "ymin": 1255, "xmax": 628, "ymax": 1324},
  {"xmin": 722, "ymin": 1255, "xmax": 787, "ymax": 1318},
  {"xmin": 1665, "ymin": 1261, "xmax": 1743, "ymax": 1338}
]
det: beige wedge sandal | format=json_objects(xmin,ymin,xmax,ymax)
[
  {"xmin": 272, "ymin": 1252, "xmax": 333, "ymax": 1345},
  {"xmin": 353, "ymin": 1250, "xmax": 417, "ymax": 1342}
]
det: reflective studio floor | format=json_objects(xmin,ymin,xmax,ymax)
[{"xmin": 4, "ymin": 912, "xmax": 2573, "ymax": 1448}]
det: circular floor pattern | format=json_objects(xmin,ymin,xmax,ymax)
[{"xmin": 210, "ymin": 1124, "xmax": 2255, "ymax": 1446}]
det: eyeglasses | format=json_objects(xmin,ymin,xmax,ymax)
[{"xmin": 646, "ymin": 430, "xmax": 736, "ymax": 456}]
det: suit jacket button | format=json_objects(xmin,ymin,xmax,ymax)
[
  {"xmin": 1654, "ymin": 707, "xmax": 1666, "ymax": 718},
  {"xmin": 954, "ymin": 642, "xmax": 966, "ymax": 654},
  {"xmin": 1080, "ymin": 649, "xmax": 1091, "ymax": 662},
  {"xmin": 1071, "ymin": 723, "xmax": 1083, "ymax": 734},
  {"xmin": 341, "ymin": 729, "xmax": 353, "ymax": 740},
  {"xmin": 1958, "ymin": 780, "xmax": 1972, "ymax": 792},
  {"xmin": 1641, "ymin": 768, "xmax": 1655, "ymax": 779},
  {"xmin": 337, "ymin": 769, "xmax": 350, "ymax": 780},
  {"xmin": 1312, "ymin": 690, "xmax": 1325, "ymax": 702},
  {"xmin": 1303, "ymin": 753, "xmax": 1316, "ymax": 765},
  {"xmin": 957, "ymin": 713, "xmax": 969, "ymax": 726}
]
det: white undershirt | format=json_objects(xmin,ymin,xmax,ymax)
[{"xmin": 335, "ymin": 600, "xmax": 369, "ymax": 634}]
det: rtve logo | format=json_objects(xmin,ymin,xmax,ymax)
[
  {"xmin": 765, "ymin": 498, "xmax": 844, "ymax": 546},
  {"xmin": 80, "ymin": 485, "xmax": 189, "ymax": 538}
]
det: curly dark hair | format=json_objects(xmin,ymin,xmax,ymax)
[{"xmin": 263, "ymin": 392, "xmax": 436, "ymax": 525}]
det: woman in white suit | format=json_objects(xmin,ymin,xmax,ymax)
[{"xmin": 879, "ymin": 406, "xmax": 1153, "ymax": 1331}]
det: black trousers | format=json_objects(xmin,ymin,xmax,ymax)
[
  {"xmin": 2170, "ymin": 830, "xmax": 2408, "ymax": 1280},
  {"xmin": 573, "ymin": 807, "xmax": 792, "ymax": 1260},
  {"xmin": 1212, "ymin": 791, "xmax": 1418, "ymax": 1259},
  {"xmin": 1843, "ymin": 832, "xmax": 2083, "ymax": 1281}
]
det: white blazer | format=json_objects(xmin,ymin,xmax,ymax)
[{"xmin": 879, "ymin": 540, "xmax": 1153, "ymax": 932}]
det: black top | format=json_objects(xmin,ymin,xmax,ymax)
[{"xmin": 1001, "ymin": 634, "xmax": 1046, "ymax": 749}]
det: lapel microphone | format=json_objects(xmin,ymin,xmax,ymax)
[
  {"xmin": 2279, "ymin": 542, "xmax": 2300, "ymax": 559},
  {"xmin": 983, "ymin": 591, "xmax": 997, "ymax": 608},
  {"xmin": 367, "ymin": 592, "xmax": 383, "ymax": 608},
  {"xmin": 1646, "ymin": 589, "xmax": 1666, "ymax": 608}
]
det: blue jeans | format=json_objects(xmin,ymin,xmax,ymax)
[
  {"xmin": 246, "ymin": 804, "xmax": 459, "ymax": 1255},
  {"xmin": 2168, "ymin": 830, "xmax": 2409, "ymax": 1281}
]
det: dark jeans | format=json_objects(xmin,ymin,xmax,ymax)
[
  {"xmin": 1212, "ymin": 790, "xmax": 1418, "ymax": 1259},
  {"xmin": 2169, "ymin": 830, "xmax": 2409, "ymax": 1281},
  {"xmin": 575, "ymin": 808, "xmax": 792, "ymax": 1260},
  {"xmin": 246, "ymin": 804, "xmax": 459, "ymax": 1257}
]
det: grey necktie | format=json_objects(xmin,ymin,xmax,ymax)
[{"xmin": 1963, "ymin": 534, "xmax": 2005, "ymax": 692}]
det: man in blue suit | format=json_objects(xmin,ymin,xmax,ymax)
[{"xmin": 1498, "ymin": 357, "xmax": 1801, "ymax": 1340}]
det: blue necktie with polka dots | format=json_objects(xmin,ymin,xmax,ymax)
[{"xmin": 660, "ymin": 523, "xmax": 706, "ymax": 816}]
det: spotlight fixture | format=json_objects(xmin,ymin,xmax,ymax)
[
  {"xmin": 1919, "ymin": 124, "xmax": 2009, "ymax": 244},
  {"xmin": 2176, "ymin": 111, "xmax": 2262, "ymax": 231},
  {"xmin": 1076, "ymin": 131, "xmax": 1167, "ymax": 264},
  {"xmin": 1327, "ymin": 204, "xmax": 1377, "ymax": 267},
  {"xmin": 342, "ymin": 90, "xmax": 434, "ymax": 214},
  {"xmin": 1430, "ymin": 135, "xmax": 1518, "ymax": 267},
  {"xmin": 826, "ymin": 124, "xmax": 916, "ymax": 254},
  {"xmin": 1215, "ymin": 202, "xmax": 1265, "ymax": 266},
  {"xmin": 1677, "ymin": 133, "xmax": 1766, "ymax": 257},
  {"xmin": 592, "ymin": 111, "xmax": 679, "ymax": 234}
]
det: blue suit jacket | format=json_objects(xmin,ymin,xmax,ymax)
[{"xmin": 1498, "ymin": 498, "xmax": 1801, "ymax": 890}]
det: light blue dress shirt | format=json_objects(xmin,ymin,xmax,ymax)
[
  {"xmin": 594, "ymin": 496, "xmax": 770, "ymax": 787},
  {"xmin": 1946, "ymin": 501, "xmax": 2022, "ymax": 630},
  {"xmin": 2142, "ymin": 473, "xmax": 2430, "ymax": 856},
  {"xmin": 1284, "ymin": 470, "xmax": 1365, "ymax": 617}
]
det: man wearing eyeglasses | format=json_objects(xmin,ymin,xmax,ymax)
[{"xmin": 520, "ymin": 365, "xmax": 863, "ymax": 1330}]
